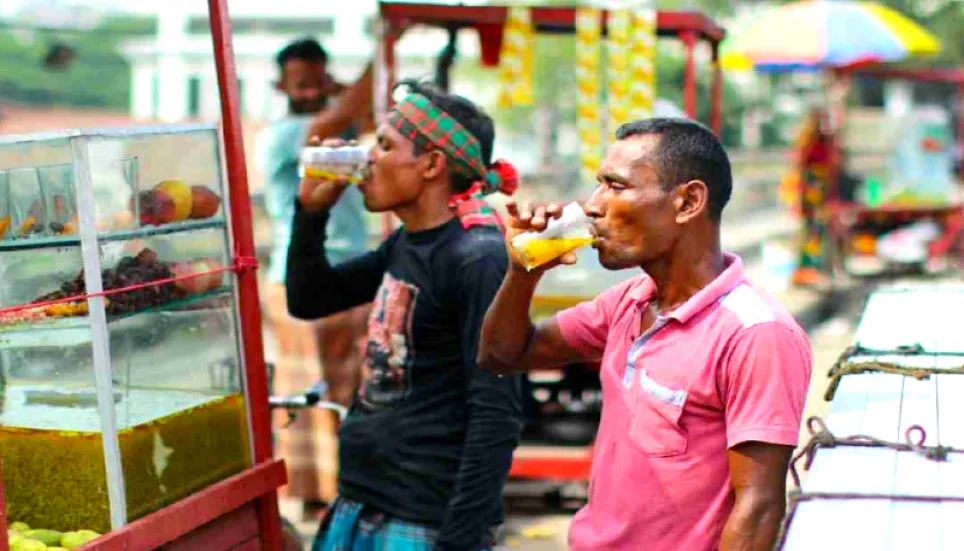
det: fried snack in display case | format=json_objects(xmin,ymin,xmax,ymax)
[{"xmin": 0, "ymin": 124, "xmax": 249, "ymax": 546}]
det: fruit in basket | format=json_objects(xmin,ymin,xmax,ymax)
[
  {"xmin": 171, "ymin": 258, "xmax": 224, "ymax": 295},
  {"xmin": 134, "ymin": 190, "xmax": 177, "ymax": 226},
  {"xmin": 23, "ymin": 530, "xmax": 62, "ymax": 546},
  {"xmin": 60, "ymin": 530, "xmax": 100, "ymax": 550},
  {"xmin": 14, "ymin": 539, "xmax": 48, "ymax": 551},
  {"xmin": 153, "ymin": 179, "xmax": 192, "ymax": 221},
  {"xmin": 189, "ymin": 186, "xmax": 221, "ymax": 219},
  {"xmin": 0, "ymin": 215, "xmax": 11, "ymax": 239},
  {"xmin": 33, "ymin": 247, "xmax": 185, "ymax": 316}
]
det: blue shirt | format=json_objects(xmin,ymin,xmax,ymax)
[{"xmin": 262, "ymin": 115, "xmax": 369, "ymax": 284}]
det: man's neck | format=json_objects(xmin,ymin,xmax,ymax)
[
  {"xmin": 394, "ymin": 182, "xmax": 456, "ymax": 233},
  {"xmin": 642, "ymin": 235, "xmax": 726, "ymax": 315}
]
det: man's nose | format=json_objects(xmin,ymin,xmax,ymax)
[{"xmin": 584, "ymin": 186, "xmax": 605, "ymax": 219}]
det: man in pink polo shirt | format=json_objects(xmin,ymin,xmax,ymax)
[{"xmin": 478, "ymin": 118, "xmax": 812, "ymax": 550}]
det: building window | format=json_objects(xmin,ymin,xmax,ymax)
[
  {"xmin": 187, "ymin": 16, "xmax": 334, "ymax": 36},
  {"xmin": 363, "ymin": 16, "xmax": 377, "ymax": 37},
  {"xmin": 237, "ymin": 78, "xmax": 245, "ymax": 113},
  {"xmin": 187, "ymin": 76, "xmax": 202, "ymax": 117},
  {"xmin": 151, "ymin": 73, "xmax": 160, "ymax": 119}
]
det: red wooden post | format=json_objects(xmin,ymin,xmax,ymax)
[
  {"xmin": 959, "ymin": 82, "xmax": 963, "ymax": 183},
  {"xmin": 710, "ymin": 41, "xmax": 723, "ymax": 136},
  {"xmin": 0, "ymin": 458, "xmax": 8, "ymax": 551},
  {"xmin": 681, "ymin": 31, "xmax": 698, "ymax": 120},
  {"xmin": 206, "ymin": 1, "xmax": 282, "ymax": 549}
]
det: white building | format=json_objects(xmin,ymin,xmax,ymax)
[{"xmin": 121, "ymin": 0, "xmax": 484, "ymax": 123}]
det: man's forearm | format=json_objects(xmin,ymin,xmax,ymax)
[
  {"xmin": 719, "ymin": 490, "xmax": 786, "ymax": 551},
  {"xmin": 477, "ymin": 270, "xmax": 542, "ymax": 373}
]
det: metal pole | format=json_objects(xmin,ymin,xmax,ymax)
[
  {"xmin": 710, "ymin": 41, "xmax": 723, "ymax": 136},
  {"xmin": 206, "ymin": 1, "xmax": 282, "ymax": 549},
  {"xmin": 681, "ymin": 31, "xmax": 698, "ymax": 120}
]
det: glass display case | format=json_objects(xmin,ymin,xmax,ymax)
[{"xmin": 0, "ymin": 124, "xmax": 252, "ymax": 541}]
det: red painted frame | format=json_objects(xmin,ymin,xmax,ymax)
[
  {"xmin": 377, "ymin": 1, "xmax": 725, "ymax": 484},
  {"xmin": 378, "ymin": 2, "xmax": 726, "ymax": 135},
  {"xmin": 0, "ymin": 1, "xmax": 285, "ymax": 549}
]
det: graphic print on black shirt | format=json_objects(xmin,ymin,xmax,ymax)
[{"xmin": 360, "ymin": 272, "xmax": 419, "ymax": 410}]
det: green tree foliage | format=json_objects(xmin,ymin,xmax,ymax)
[{"xmin": 0, "ymin": 16, "xmax": 153, "ymax": 109}]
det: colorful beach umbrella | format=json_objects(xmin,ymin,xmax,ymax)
[{"xmin": 721, "ymin": 0, "xmax": 941, "ymax": 72}]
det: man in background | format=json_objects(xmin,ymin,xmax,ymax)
[{"xmin": 261, "ymin": 37, "xmax": 371, "ymax": 517}]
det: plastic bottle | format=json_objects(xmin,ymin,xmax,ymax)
[{"xmin": 298, "ymin": 144, "xmax": 369, "ymax": 183}]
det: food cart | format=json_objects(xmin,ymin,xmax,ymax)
[
  {"xmin": 375, "ymin": 1, "xmax": 726, "ymax": 486},
  {"xmin": 0, "ymin": 1, "xmax": 286, "ymax": 550},
  {"xmin": 827, "ymin": 66, "xmax": 963, "ymax": 276}
]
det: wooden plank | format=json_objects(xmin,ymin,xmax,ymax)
[
  {"xmin": 805, "ymin": 448, "xmax": 898, "ymax": 496},
  {"xmin": 822, "ymin": 373, "xmax": 872, "ymax": 436},
  {"xmin": 783, "ymin": 500, "xmax": 892, "ymax": 551},
  {"xmin": 889, "ymin": 500, "xmax": 941, "ymax": 550},
  {"xmin": 937, "ymin": 374, "xmax": 964, "ymax": 448},
  {"xmin": 897, "ymin": 375, "xmax": 939, "ymax": 449},
  {"xmin": 85, "ymin": 459, "xmax": 287, "ymax": 551},
  {"xmin": 853, "ymin": 286, "xmax": 964, "ymax": 355},
  {"xmin": 939, "ymin": 502, "xmax": 964, "ymax": 550},
  {"xmin": 164, "ymin": 502, "xmax": 259, "ymax": 551},
  {"xmin": 229, "ymin": 538, "xmax": 262, "ymax": 551}
]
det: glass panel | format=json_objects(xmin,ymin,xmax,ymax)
[
  {"xmin": 0, "ymin": 137, "xmax": 109, "ymax": 535},
  {"xmin": 83, "ymin": 129, "xmax": 250, "ymax": 523}
]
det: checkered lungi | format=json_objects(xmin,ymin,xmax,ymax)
[{"xmin": 312, "ymin": 497, "xmax": 496, "ymax": 551}]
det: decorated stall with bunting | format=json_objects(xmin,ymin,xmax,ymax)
[{"xmin": 374, "ymin": 0, "xmax": 726, "ymax": 487}]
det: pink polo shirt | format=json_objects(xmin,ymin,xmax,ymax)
[{"xmin": 557, "ymin": 254, "xmax": 811, "ymax": 551}]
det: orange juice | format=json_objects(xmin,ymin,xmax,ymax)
[
  {"xmin": 510, "ymin": 202, "xmax": 593, "ymax": 271},
  {"xmin": 514, "ymin": 236, "xmax": 594, "ymax": 271}
]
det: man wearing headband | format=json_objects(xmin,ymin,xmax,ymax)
[{"xmin": 286, "ymin": 81, "xmax": 523, "ymax": 551}]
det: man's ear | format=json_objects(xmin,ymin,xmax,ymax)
[
  {"xmin": 274, "ymin": 80, "xmax": 284, "ymax": 93},
  {"xmin": 421, "ymin": 149, "xmax": 447, "ymax": 181},
  {"xmin": 674, "ymin": 179, "xmax": 710, "ymax": 224}
]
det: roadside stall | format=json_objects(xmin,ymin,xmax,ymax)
[
  {"xmin": 376, "ymin": 1, "xmax": 726, "ymax": 487},
  {"xmin": 0, "ymin": 1, "xmax": 286, "ymax": 550},
  {"xmin": 827, "ymin": 66, "xmax": 964, "ymax": 276},
  {"xmin": 779, "ymin": 282, "xmax": 964, "ymax": 550}
]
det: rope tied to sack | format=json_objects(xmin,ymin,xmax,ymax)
[{"xmin": 789, "ymin": 415, "xmax": 952, "ymax": 489}]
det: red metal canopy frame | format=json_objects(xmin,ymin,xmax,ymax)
[
  {"xmin": 377, "ymin": 2, "xmax": 727, "ymax": 134},
  {"xmin": 0, "ymin": 1, "xmax": 285, "ymax": 549}
]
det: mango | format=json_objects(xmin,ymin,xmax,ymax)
[
  {"xmin": 24, "ymin": 529, "xmax": 62, "ymax": 546},
  {"xmin": 9, "ymin": 522, "xmax": 30, "ymax": 533},
  {"xmin": 48, "ymin": 548, "xmax": 68, "ymax": 551},
  {"xmin": 153, "ymin": 180, "xmax": 192, "ymax": 221},
  {"xmin": 9, "ymin": 533, "xmax": 25, "ymax": 546},
  {"xmin": 13, "ymin": 539, "xmax": 47, "ymax": 551},
  {"xmin": 189, "ymin": 186, "xmax": 221, "ymax": 219}
]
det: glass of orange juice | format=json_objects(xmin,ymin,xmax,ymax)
[{"xmin": 510, "ymin": 202, "xmax": 594, "ymax": 271}]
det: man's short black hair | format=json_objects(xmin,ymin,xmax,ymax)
[
  {"xmin": 276, "ymin": 38, "xmax": 328, "ymax": 70},
  {"xmin": 394, "ymin": 79, "xmax": 496, "ymax": 193},
  {"xmin": 615, "ymin": 118, "xmax": 732, "ymax": 220}
]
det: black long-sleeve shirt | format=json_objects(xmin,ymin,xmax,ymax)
[{"xmin": 286, "ymin": 203, "xmax": 523, "ymax": 550}]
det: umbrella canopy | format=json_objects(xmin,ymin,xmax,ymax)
[{"xmin": 721, "ymin": 0, "xmax": 941, "ymax": 72}]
